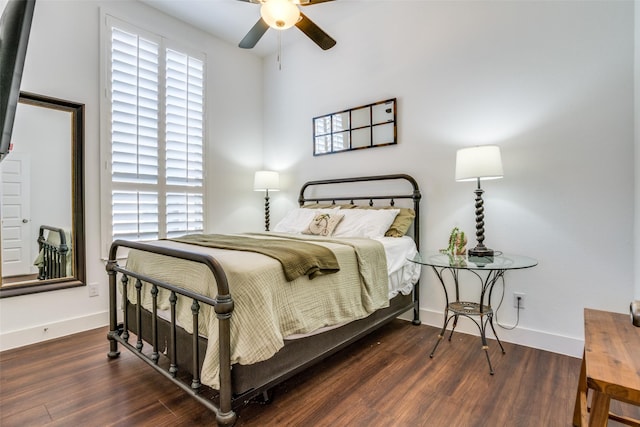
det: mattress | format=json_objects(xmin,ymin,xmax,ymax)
[{"xmin": 375, "ymin": 235, "xmax": 421, "ymax": 298}]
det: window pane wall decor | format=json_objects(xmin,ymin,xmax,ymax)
[{"xmin": 313, "ymin": 98, "xmax": 396, "ymax": 156}]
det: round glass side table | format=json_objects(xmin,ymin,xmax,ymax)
[{"xmin": 409, "ymin": 253, "xmax": 538, "ymax": 374}]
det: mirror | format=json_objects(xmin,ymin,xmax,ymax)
[
  {"xmin": 0, "ymin": 92, "xmax": 85, "ymax": 298},
  {"xmin": 313, "ymin": 98, "xmax": 397, "ymax": 156}
]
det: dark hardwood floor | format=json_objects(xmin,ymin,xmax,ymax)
[{"xmin": 1, "ymin": 320, "xmax": 638, "ymax": 426}]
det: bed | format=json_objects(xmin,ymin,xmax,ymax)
[
  {"xmin": 34, "ymin": 225, "xmax": 70, "ymax": 279},
  {"xmin": 106, "ymin": 174, "xmax": 422, "ymax": 426}
]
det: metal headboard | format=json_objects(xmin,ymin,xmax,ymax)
[{"xmin": 298, "ymin": 174, "xmax": 422, "ymax": 251}]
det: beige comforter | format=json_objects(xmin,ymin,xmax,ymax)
[{"xmin": 123, "ymin": 233, "xmax": 388, "ymax": 389}]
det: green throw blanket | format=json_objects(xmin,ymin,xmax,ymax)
[{"xmin": 169, "ymin": 234, "xmax": 340, "ymax": 281}]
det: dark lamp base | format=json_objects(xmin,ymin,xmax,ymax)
[
  {"xmin": 468, "ymin": 247, "xmax": 494, "ymax": 257},
  {"xmin": 468, "ymin": 247, "xmax": 495, "ymax": 265}
]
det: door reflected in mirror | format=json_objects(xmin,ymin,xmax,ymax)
[{"xmin": 0, "ymin": 92, "xmax": 85, "ymax": 297}]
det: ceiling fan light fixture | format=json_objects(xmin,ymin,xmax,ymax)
[{"xmin": 260, "ymin": 0, "xmax": 300, "ymax": 30}]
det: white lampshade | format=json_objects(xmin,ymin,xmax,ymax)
[
  {"xmin": 254, "ymin": 170, "xmax": 280, "ymax": 191},
  {"xmin": 455, "ymin": 145, "xmax": 504, "ymax": 182},
  {"xmin": 260, "ymin": 0, "xmax": 300, "ymax": 30}
]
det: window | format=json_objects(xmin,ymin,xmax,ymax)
[{"xmin": 103, "ymin": 17, "xmax": 205, "ymax": 247}]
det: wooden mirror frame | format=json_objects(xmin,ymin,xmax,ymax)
[{"xmin": 0, "ymin": 92, "xmax": 85, "ymax": 298}]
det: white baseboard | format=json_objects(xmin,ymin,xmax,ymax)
[
  {"xmin": 2, "ymin": 307, "xmax": 585, "ymax": 359},
  {"xmin": 400, "ymin": 307, "xmax": 584, "ymax": 359},
  {"xmin": 0, "ymin": 311, "xmax": 109, "ymax": 352}
]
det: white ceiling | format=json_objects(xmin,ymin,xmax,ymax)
[{"xmin": 139, "ymin": 0, "xmax": 358, "ymax": 57}]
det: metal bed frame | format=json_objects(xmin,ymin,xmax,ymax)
[
  {"xmin": 106, "ymin": 174, "xmax": 422, "ymax": 426},
  {"xmin": 37, "ymin": 225, "xmax": 69, "ymax": 280}
]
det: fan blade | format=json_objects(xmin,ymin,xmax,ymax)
[
  {"xmin": 239, "ymin": 18, "xmax": 270, "ymax": 49},
  {"xmin": 300, "ymin": 0, "xmax": 335, "ymax": 5},
  {"xmin": 295, "ymin": 12, "xmax": 336, "ymax": 50}
]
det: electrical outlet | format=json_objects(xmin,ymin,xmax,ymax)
[
  {"xmin": 88, "ymin": 283, "xmax": 99, "ymax": 297},
  {"xmin": 513, "ymin": 292, "xmax": 526, "ymax": 309}
]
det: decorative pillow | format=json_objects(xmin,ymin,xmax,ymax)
[
  {"xmin": 332, "ymin": 209, "xmax": 400, "ymax": 239},
  {"xmin": 355, "ymin": 206, "xmax": 415, "ymax": 237},
  {"xmin": 273, "ymin": 207, "xmax": 340, "ymax": 234},
  {"xmin": 384, "ymin": 208, "xmax": 415, "ymax": 237},
  {"xmin": 303, "ymin": 212, "xmax": 345, "ymax": 236}
]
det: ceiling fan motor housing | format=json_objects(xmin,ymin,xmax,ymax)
[{"xmin": 261, "ymin": 0, "xmax": 300, "ymax": 30}]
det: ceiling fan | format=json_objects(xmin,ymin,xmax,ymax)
[{"xmin": 237, "ymin": 0, "xmax": 337, "ymax": 51}]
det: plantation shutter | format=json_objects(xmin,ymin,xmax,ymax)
[
  {"xmin": 165, "ymin": 49, "xmax": 204, "ymax": 237},
  {"xmin": 109, "ymin": 23, "xmax": 204, "ymax": 242},
  {"xmin": 111, "ymin": 28, "xmax": 159, "ymax": 185}
]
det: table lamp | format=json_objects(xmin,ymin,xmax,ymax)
[
  {"xmin": 254, "ymin": 170, "xmax": 280, "ymax": 231},
  {"xmin": 455, "ymin": 145, "xmax": 503, "ymax": 258}
]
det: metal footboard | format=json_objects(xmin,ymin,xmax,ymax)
[
  {"xmin": 37, "ymin": 225, "xmax": 69, "ymax": 279},
  {"xmin": 106, "ymin": 240, "xmax": 236, "ymax": 426}
]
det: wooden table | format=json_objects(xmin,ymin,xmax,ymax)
[{"xmin": 573, "ymin": 308, "xmax": 640, "ymax": 426}]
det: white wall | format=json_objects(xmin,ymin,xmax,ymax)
[
  {"xmin": 0, "ymin": 0, "xmax": 264, "ymax": 350},
  {"xmin": 263, "ymin": 0, "xmax": 636, "ymax": 356}
]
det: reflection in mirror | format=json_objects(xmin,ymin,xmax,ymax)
[
  {"xmin": 332, "ymin": 112, "xmax": 349, "ymax": 132},
  {"xmin": 373, "ymin": 123, "xmax": 395, "ymax": 146},
  {"xmin": 351, "ymin": 127, "xmax": 371, "ymax": 149},
  {"xmin": 332, "ymin": 131, "xmax": 349, "ymax": 151},
  {"xmin": 372, "ymin": 100, "xmax": 394, "ymax": 125},
  {"xmin": 315, "ymin": 135, "xmax": 331, "ymax": 154},
  {"xmin": 0, "ymin": 92, "xmax": 85, "ymax": 297},
  {"xmin": 351, "ymin": 107, "xmax": 369, "ymax": 129},
  {"xmin": 314, "ymin": 116, "xmax": 331, "ymax": 135}
]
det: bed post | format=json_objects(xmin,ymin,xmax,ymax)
[
  {"xmin": 411, "ymin": 182, "xmax": 422, "ymax": 326},
  {"xmin": 106, "ymin": 257, "xmax": 120, "ymax": 359},
  {"xmin": 205, "ymin": 256, "xmax": 237, "ymax": 426},
  {"xmin": 215, "ymin": 293, "xmax": 236, "ymax": 426}
]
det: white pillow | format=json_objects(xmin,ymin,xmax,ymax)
[
  {"xmin": 273, "ymin": 207, "xmax": 340, "ymax": 234},
  {"xmin": 332, "ymin": 209, "xmax": 400, "ymax": 238}
]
